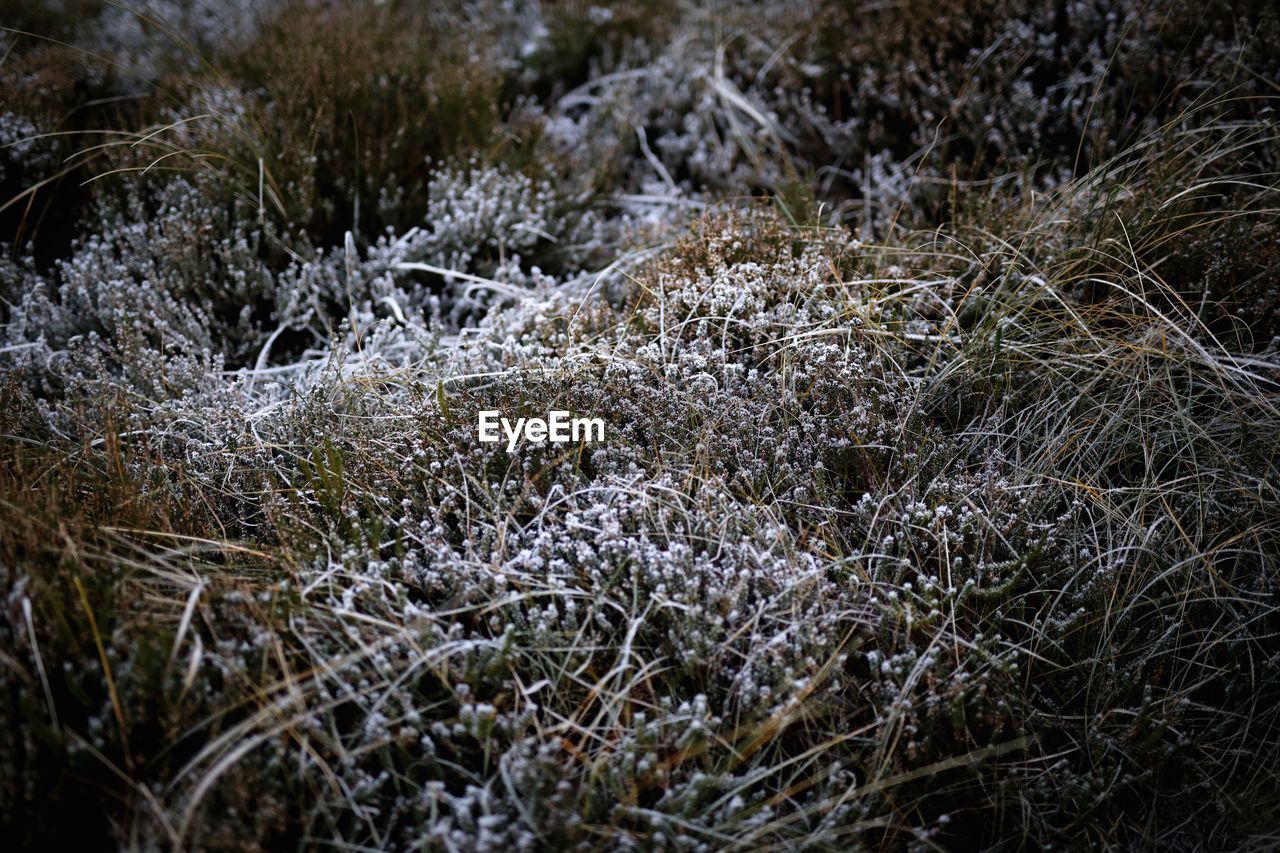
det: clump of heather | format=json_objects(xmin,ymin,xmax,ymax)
[{"xmin": 2, "ymin": 1, "xmax": 1279, "ymax": 850}]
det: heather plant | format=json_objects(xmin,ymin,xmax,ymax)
[{"xmin": 2, "ymin": 1, "xmax": 1279, "ymax": 850}]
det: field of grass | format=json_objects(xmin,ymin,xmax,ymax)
[{"xmin": 2, "ymin": 1, "xmax": 1279, "ymax": 849}]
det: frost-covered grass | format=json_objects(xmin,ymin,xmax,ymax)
[{"xmin": 3, "ymin": 1, "xmax": 1280, "ymax": 849}]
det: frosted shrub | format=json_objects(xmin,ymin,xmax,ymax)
[
  {"xmin": 111, "ymin": 209, "xmax": 1110, "ymax": 848},
  {"xmin": 4, "ymin": 176, "xmax": 272, "ymax": 401},
  {"xmin": 0, "ymin": 112, "xmax": 53, "ymax": 186},
  {"xmin": 386, "ymin": 161, "xmax": 601, "ymax": 319},
  {"xmin": 88, "ymin": 0, "xmax": 283, "ymax": 82},
  {"xmin": 2, "ymin": 2, "xmax": 1279, "ymax": 850},
  {"xmin": 421, "ymin": 163, "xmax": 559, "ymax": 271}
]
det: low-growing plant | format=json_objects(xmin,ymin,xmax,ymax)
[{"xmin": 2, "ymin": 1, "xmax": 1278, "ymax": 849}]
